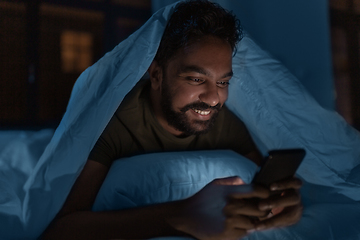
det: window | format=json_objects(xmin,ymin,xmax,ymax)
[{"xmin": 60, "ymin": 30, "xmax": 93, "ymax": 73}]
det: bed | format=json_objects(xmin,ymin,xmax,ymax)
[{"xmin": 1, "ymin": 2, "xmax": 360, "ymax": 239}]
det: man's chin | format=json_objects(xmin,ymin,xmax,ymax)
[{"xmin": 184, "ymin": 121, "xmax": 213, "ymax": 135}]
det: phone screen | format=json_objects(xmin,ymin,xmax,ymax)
[{"xmin": 252, "ymin": 149, "xmax": 306, "ymax": 187}]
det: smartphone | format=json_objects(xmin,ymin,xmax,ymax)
[{"xmin": 252, "ymin": 149, "xmax": 306, "ymax": 187}]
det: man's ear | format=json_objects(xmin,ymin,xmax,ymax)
[{"xmin": 148, "ymin": 60, "xmax": 163, "ymax": 91}]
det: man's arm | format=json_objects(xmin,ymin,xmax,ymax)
[
  {"xmin": 41, "ymin": 161, "xmax": 266, "ymax": 240},
  {"xmin": 42, "ymin": 159, "xmax": 189, "ymax": 239},
  {"xmin": 42, "ymin": 160, "xmax": 302, "ymax": 240}
]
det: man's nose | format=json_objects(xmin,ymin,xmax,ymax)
[{"xmin": 199, "ymin": 83, "xmax": 220, "ymax": 107}]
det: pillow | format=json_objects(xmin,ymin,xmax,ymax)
[{"xmin": 92, "ymin": 150, "xmax": 257, "ymax": 211}]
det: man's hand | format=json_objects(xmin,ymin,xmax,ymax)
[
  {"xmin": 167, "ymin": 177, "xmax": 271, "ymax": 240},
  {"xmin": 168, "ymin": 176, "xmax": 303, "ymax": 240},
  {"xmin": 255, "ymin": 177, "xmax": 303, "ymax": 230}
]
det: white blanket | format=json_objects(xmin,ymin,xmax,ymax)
[{"xmin": 0, "ymin": 2, "xmax": 359, "ymax": 239}]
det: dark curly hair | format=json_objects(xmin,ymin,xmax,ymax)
[{"xmin": 154, "ymin": 0, "xmax": 243, "ymax": 68}]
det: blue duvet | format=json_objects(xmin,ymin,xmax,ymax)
[{"xmin": 0, "ymin": 2, "xmax": 359, "ymax": 239}]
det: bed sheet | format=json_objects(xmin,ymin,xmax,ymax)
[{"xmin": 0, "ymin": 1, "xmax": 359, "ymax": 239}]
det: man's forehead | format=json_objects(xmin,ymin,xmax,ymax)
[{"xmin": 177, "ymin": 64, "xmax": 233, "ymax": 78}]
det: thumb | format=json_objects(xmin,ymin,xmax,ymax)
[{"xmin": 212, "ymin": 176, "xmax": 245, "ymax": 185}]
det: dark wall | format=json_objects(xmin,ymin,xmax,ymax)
[{"xmin": 0, "ymin": 0, "xmax": 151, "ymax": 129}]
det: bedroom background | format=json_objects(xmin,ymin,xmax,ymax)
[
  {"xmin": 0, "ymin": 0, "xmax": 359, "ymax": 131},
  {"xmin": 1, "ymin": 1, "xmax": 360, "ymax": 239}
]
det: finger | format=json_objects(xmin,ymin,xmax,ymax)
[
  {"xmin": 228, "ymin": 184, "xmax": 270, "ymax": 200},
  {"xmin": 224, "ymin": 199, "xmax": 269, "ymax": 218},
  {"xmin": 269, "ymin": 177, "xmax": 302, "ymax": 191},
  {"xmin": 255, "ymin": 204, "xmax": 303, "ymax": 231},
  {"xmin": 258, "ymin": 206, "xmax": 285, "ymax": 221},
  {"xmin": 258, "ymin": 189, "xmax": 301, "ymax": 211},
  {"xmin": 271, "ymin": 206, "xmax": 284, "ymax": 216},
  {"xmin": 212, "ymin": 176, "xmax": 245, "ymax": 186}
]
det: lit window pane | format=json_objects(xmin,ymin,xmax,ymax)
[{"xmin": 61, "ymin": 30, "xmax": 93, "ymax": 73}]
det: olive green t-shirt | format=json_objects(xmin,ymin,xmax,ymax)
[{"xmin": 89, "ymin": 80, "xmax": 257, "ymax": 167}]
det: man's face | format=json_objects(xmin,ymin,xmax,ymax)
[{"xmin": 155, "ymin": 36, "xmax": 233, "ymax": 136}]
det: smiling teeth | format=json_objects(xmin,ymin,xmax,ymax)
[{"xmin": 194, "ymin": 109, "xmax": 211, "ymax": 115}]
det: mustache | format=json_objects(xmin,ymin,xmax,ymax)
[{"xmin": 180, "ymin": 102, "xmax": 221, "ymax": 113}]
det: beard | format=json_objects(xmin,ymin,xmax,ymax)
[{"xmin": 160, "ymin": 79, "xmax": 221, "ymax": 136}]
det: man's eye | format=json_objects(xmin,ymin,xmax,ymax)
[
  {"xmin": 187, "ymin": 77, "xmax": 203, "ymax": 84},
  {"xmin": 217, "ymin": 81, "xmax": 230, "ymax": 87}
]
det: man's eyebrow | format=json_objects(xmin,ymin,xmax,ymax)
[
  {"xmin": 178, "ymin": 65, "xmax": 209, "ymax": 75},
  {"xmin": 224, "ymin": 71, "xmax": 233, "ymax": 78},
  {"xmin": 178, "ymin": 65, "xmax": 233, "ymax": 78}
]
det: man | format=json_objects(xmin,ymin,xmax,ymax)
[{"xmin": 43, "ymin": 1, "xmax": 302, "ymax": 239}]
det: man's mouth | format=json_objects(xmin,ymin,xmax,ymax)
[{"xmin": 193, "ymin": 109, "xmax": 211, "ymax": 116}]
